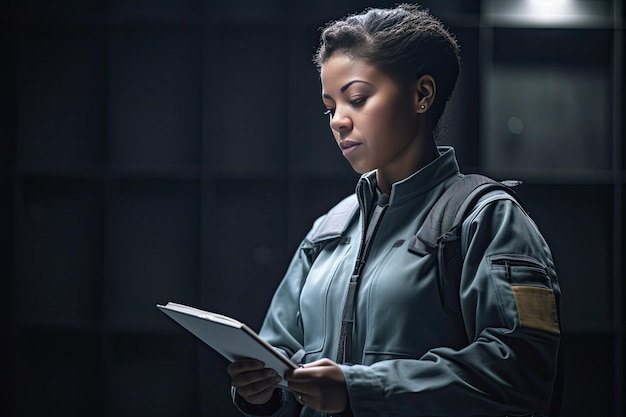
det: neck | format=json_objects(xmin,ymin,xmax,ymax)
[{"xmin": 376, "ymin": 138, "xmax": 440, "ymax": 195}]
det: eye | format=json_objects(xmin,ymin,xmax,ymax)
[
  {"xmin": 323, "ymin": 109, "xmax": 335, "ymax": 117},
  {"xmin": 350, "ymin": 97, "xmax": 366, "ymax": 106}
]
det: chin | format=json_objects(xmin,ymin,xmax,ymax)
[
  {"xmin": 345, "ymin": 156, "xmax": 376, "ymax": 175},
  {"xmin": 348, "ymin": 163, "xmax": 370, "ymax": 175}
]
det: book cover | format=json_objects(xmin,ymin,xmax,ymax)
[{"xmin": 156, "ymin": 302, "xmax": 296, "ymax": 388}]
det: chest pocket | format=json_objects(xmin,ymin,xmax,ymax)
[{"xmin": 300, "ymin": 237, "xmax": 352, "ymax": 356}]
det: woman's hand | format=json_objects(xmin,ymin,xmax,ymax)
[
  {"xmin": 285, "ymin": 358, "xmax": 348, "ymax": 413},
  {"xmin": 227, "ymin": 359, "xmax": 282, "ymax": 405}
]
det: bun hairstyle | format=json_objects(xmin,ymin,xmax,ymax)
[{"xmin": 314, "ymin": 3, "xmax": 461, "ymax": 127}]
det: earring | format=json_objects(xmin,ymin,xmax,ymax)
[{"xmin": 420, "ymin": 105, "xmax": 426, "ymax": 109}]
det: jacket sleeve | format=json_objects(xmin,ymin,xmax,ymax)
[
  {"xmin": 232, "ymin": 217, "xmax": 327, "ymax": 417},
  {"xmin": 340, "ymin": 197, "xmax": 562, "ymax": 417}
]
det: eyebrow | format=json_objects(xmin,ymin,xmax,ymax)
[{"xmin": 322, "ymin": 80, "xmax": 373, "ymax": 99}]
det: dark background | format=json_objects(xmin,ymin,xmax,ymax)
[{"xmin": 3, "ymin": 0, "xmax": 624, "ymax": 416}]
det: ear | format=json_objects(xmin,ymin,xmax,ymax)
[{"xmin": 414, "ymin": 74, "xmax": 436, "ymax": 114}]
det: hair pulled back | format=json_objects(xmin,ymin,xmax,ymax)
[{"xmin": 314, "ymin": 4, "xmax": 461, "ymax": 126}]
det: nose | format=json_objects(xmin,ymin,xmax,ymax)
[{"xmin": 329, "ymin": 107, "xmax": 352, "ymax": 133}]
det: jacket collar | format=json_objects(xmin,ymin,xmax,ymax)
[{"xmin": 355, "ymin": 146, "xmax": 460, "ymax": 207}]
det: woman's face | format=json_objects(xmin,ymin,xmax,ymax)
[{"xmin": 320, "ymin": 54, "xmax": 423, "ymax": 177}]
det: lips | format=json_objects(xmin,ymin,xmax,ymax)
[
  {"xmin": 339, "ymin": 140, "xmax": 361, "ymax": 157},
  {"xmin": 339, "ymin": 140, "xmax": 360, "ymax": 150}
]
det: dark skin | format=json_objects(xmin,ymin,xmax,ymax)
[
  {"xmin": 228, "ymin": 53, "xmax": 439, "ymax": 414},
  {"xmin": 321, "ymin": 54, "xmax": 439, "ymax": 195},
  {"xmin": 227, "ymin": 360, "xmax": 282, "ymax": 405},
  {"xmin": 227, "ymin": 358, "xmax": 349, "ymax": 413}
]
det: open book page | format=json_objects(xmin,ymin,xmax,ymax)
[{"xmin": 157, "ymin": 302, "xmax": 296, "ymax": 388}]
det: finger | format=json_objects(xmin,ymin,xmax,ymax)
[
  {"xmin": 232, "ymin": 368, "xmax": 280, "ymax": 389},
  {"xmin": 286, "ymin": 380, "xmax": 308, "ymax": 393},
  {"xmin": 227, "ymin": 359, "xmax": 266, "ymax": 377},
  {"xmin": 300, "ymin": 358, "xmax": 334, "ymax": 368},
  {"xmin": 238, "ymin": 377, "xmax": 282, "ymax": 404},
  {"xmin": 286, "ymin": 358, "xmax": 337, "ymax": 381},
  {"xmin": 285, "ymin": 366, "xmax": 323, "ymax": 382}
]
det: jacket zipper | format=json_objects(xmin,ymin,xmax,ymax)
[{"xmin": 337, "ymin": 194, "xmax": 388, "ymax": 363}]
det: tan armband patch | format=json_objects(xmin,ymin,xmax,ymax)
[{"xmin": 511, "ymin": 285, "xmax": 560, "ymax": 335}]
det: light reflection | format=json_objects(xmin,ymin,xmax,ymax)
[
  {"xmin": 483, "ymin": 0, "xmax": 611, "ymax": 27},
  {"xmin": 526, "ymin": 0, "xmax": 577, "ymax": 23}
]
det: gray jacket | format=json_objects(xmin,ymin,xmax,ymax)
[{"xmin": 234, "ymin": 147, "xmax": 561, "ymax": 417}]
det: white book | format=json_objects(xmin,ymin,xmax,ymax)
[{"xmin": 156, "ymin": 302, "xmax": 296, "ymax": 388}]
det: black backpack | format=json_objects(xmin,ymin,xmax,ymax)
[{"xmin": 304, "ymin": 173, "xmax": 563, "ymax": 416}]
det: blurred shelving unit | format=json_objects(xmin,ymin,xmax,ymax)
[
  {"xmin": 7, "ymin": 0, "xmax": 624, "ymax": 416},
  {"xmin": 479, "ymin": 1, "xmax": 624, "ymax": 415}
]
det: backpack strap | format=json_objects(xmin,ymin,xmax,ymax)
[
  {"xmin": 409, "ymin": 174, "xmax": 523, "ymax": 314},
  {"xmin": 305, "ymin": 175, "xmax": 523, "ymax": 315}
]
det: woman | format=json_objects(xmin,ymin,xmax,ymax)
[{"xmin": 228, "ymin": 4, "xmax": 562, "ymax": 416}]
